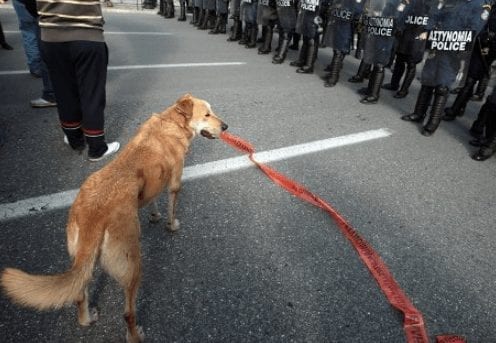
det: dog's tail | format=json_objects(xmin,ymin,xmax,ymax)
[{"xmin": 1, "ymin": 232, "xmax": 102, "ymax": 310}]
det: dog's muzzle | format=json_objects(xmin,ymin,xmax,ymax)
[{"xmin": 201, "ymin": 123, "xmax": 228, "ymax": 139}]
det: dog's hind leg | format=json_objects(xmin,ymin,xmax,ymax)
[
  {"xmin": 148, "ymin": 200, "xmax": 162, "ymax": 223},
  {"xmin": 101, "ymin": 219, "xmax": 144, "ymax": 343},
  {"xmin": 167, "ymin": 168, "xmax": 182, "ymax": 232},
  {"xmin": 76, "ymin": 287, "xmax": 98, "ymax": 326},
  {"xmin": 167, "ymin": 189, "xmax": 180, "ymax": 232}
]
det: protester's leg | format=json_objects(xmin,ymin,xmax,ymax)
[
  {"xmin": 12, "ymin": 0, "xmax": 42, "ymax": 75},
  {"xmin": 41, "ymin": 41, "xmax": 85, "ymax": 150},
  {"xmin": 71, "ymin": 41, "xmax": 112, "ymax": 158}
]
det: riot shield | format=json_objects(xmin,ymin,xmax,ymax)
[
  {"xmin": 395, "ymin": 0, "xmax": 431, "ymax": 63},
  {"xmin": 324, "ymin": 0, "xmax": 365, "ymax": 52},
  {"xmin": 276, "ymin": 0, "xmax": 297, "ymax": 32},
  {"xmin": 295, "ymin": 0, "xmax": 320, "ymax": 37},
  {"xmin": 421, "ymin": 0, "xmax": 490, "ymax": 87},
  {"xmin": 362, "ymin": 0, "xmax": 408, "ymax": 65}
]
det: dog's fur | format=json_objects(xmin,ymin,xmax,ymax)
[{"xmin": 1, "ymin": 94, "xmax": 227, "ymax": 343}]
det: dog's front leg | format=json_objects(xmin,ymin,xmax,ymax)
[
  {"xmin": 148, "ymin": 200, "xmax": 162, "ymax": 223},
  {"xmin": 167, "ymin": 189, "xmax": 180, "ymax": 232}
]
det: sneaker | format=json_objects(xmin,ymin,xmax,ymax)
[
  {"xmin": 88, "ymin": 142, "xmax": 120, "ymax": 162},
  {"xmin": 31, "ymin": 98, "xmax": 57, "ymax": 108}
]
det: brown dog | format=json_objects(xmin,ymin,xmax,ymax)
[{"xmin": 1, "ymin": 94, "xmax": 228, "ymax": 343}]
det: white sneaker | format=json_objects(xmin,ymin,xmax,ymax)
[
  {"xmin": 88, "ymin": 142, "xmax": 120, "ymax": 162},
  {"xmin": 30, "ymin": 98, "xmax": 57, "ymax": 108}
]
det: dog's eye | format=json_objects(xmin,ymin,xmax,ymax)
[{"xmin": 205, "ymin": 113, "xmax": 211, "ymax": 117}]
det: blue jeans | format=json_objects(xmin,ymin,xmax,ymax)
[
  {"xmin": 12, "ymin": 0, "xmax": 41, "ymax": 74},
  {"xmin": 12, "ymin": 0, "xmax": 55, "ymax": 101}
]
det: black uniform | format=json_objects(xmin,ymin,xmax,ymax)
[
  {"xmin": 358, "ymin": 0, "xmax": 410, "ymax": 104},
  {"xmin": 443, "ymin": 6, "xmax": 496, "ymax": 120},
  {"xmin": 272, "ymin": 0, "xmax": 298, "ymax": 63},
  {"xmin": 290, "ymin": 0, "xmax": 322, "ymax": 73},
  {"xmin": 401, "ymin": 0, "xmax": 489, "ymax": 136},
  {"xmin": 382, "ymin": 0, "xmax": 430, "ymax": 98},
  {"xmin": 323, "ymin": 0, "xmax": 364, "ymax": 86}
]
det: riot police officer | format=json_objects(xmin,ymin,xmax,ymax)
[
  {"xmin": 290, "ymin": 0, "xmax": 322, "ymax": 73},
  {"xmin": 382, "ymin": 0, "xmax": 430, "ymax": 98},
  {"xmin": 258, "ymin": 0, "xmax": 278, "ymax": 53},
  {"xmin": 209, "ymin": 0, "xmax": 229, "ymax": 33},
  {"xmin": 240, "ymin": 0, "xmax": 259, "ymax": 48},
  {"xmin": 401, "ymin": 0, "xmax": 489, "ymax": 136},
  {"xmin": 471, "ymin": 86, "xmax": 496, "ymax": 161},
  {"xmin": 227, "ymin": 0, "xmax": 243, "ymax": 40},
  {"xmin": 273, "ymin": 0, "xmax": 298, "ymax": 63},
  {"xmin": 358, "ymin": 0, "xmax": 410, "ymax": 104},
  {"xmin": 443, "ymin": 5, "xmax": 496, "ymax": 121},
  {"xmin": 323, "ymin": 0, "xmax": 365, "ymax": 87}
]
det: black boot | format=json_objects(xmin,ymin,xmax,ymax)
[
  {"xmin": 471, "ymin": 75, "xmax": 489, "ymax": 101},
  {"xmin": 199, "ymin": 9, "xmax": 210, "ymax": 29},
  {"xmin": 290, "ymin": 39, "xmax": 307, "ymax": 67},
  {"xmin": 218, "ymin": 13, "xmax": 227, "ymax": 33},
  {"xmin": 349, "ymin": 60, "xmax": 371, "ymax": 83},
  {"xmin": 401, "ymin": 85, "xmax": 435, "ymax": 122},
  {"xmin": 165, "ymin": 0, "xmax": 174, "ymax": 18},
  {"xmin": 272, "ymin": 32, "xmax": 290, "ymax": 64},
  {"xmin": 360, "ymin": 65, "xmax": 385, "ymax": 104},
  {"xmin": 394, "ymin": 63, "xmax": 416, "ymax": 98},
  {"xmin": 245, "ymin": 24, "xmax": 258, "ymax": 48},
  {"xmin": 324, "ymin": 51, "xmax": 344, "ymax": 87},
  {"xmin": 209, "ymin": 15, "xmax": 222, "ymax": 34},
  {"xmin": 472, "ymin": 103, "xmax": 496, "ymax": 161},
  {"xmin": 422, "ymin": 86, "xmax": 449, "ymax": 136},
  {"xmin": 196, "ymin": 9, "xmax": 205, "ymax": 27},
  {"xmin": 190, "ymin": 7, "xmax": 199, "ymax": 24},
  {"xmin": 227, "ymin": 18, "xmax": 242, "ymax": 41},
  {"xmin": 178, "ymin": 1, "xmax": 186, "ymax": 21},
  {"xmin": 469, "ymin": 102, "xmax": 492, "ymax": 138},
  {"xmin": 258, "ymin": 25, "xmax": 273, "ymax": 54},
  {"xmin": 289, "ymin": 32, "xmax": 300, "ymax": 50},
  {"xmin": 382, "ymin": 60, "xmax": 403, "ymax": 91},
  {"xmin": 158, "ymin": 0, "xmax": 166, "ymax": 16},
  {"xmin": 443, "ymin": 77, "xmax": 476, "ymax": 121},
  {"xmin": 258, "ymin": 25, "xmax": 267, "ymax": 44},
  {"xmin": 207, "ymin": 10, "xmax": 216, "ymax": 29},
  {"xmin": 238, "ymin": 23, "xmax": 248, "ymax": 44},
  {"xmin": 296, "ymin": 38, "xmax": 318, "ymax": 74}
]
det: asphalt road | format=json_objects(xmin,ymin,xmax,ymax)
[{"xmin": 1, "ymin": 6, "xmax": 495, "ymax": 343}]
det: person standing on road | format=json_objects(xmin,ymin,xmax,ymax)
[
  {"xmin": 37, "ymin": 0, "xmax": 120, "ymax": 161},
  {"xmin": 12, "ymin": 0, "xmax": 56, "ymax": 108},
  {"xmin": 470, "ymin": 86, "xmax": 496, "ymax": 161},
  {"xmin": 381, "ymin": 0, "xmax": 429, "ymax": 99},
  {"xmin": 272, "ymin": 0, "xmax": 297, "ymax": 63},
  {"xmin": 322, "ymin": 0, "xmax": 364, "ymax": 87},
  {"xmin": 290, "ymin": 0, "xmax": 322, "ymax": 74},
  {"xmin": 401, "ymin": 0, "xmax": 489, "ymax": 136},
  {"xmin": 0, "ymin": 19, "xmax": 13, "ymax": 50}
]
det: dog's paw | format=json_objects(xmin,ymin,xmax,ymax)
[
  {"xmin": 167, "ymin": 219, "xmax": 180, "ymax": 232},
  {"xmin": 79, "ymin": 307, "xmax": 99, "ymax": 326},
  {"xmin": 126, "ymin": 325, "xmax": 145, "ymax": 343},
  {"xmin": 148, "ymin": 212, "xmax": 162, "ymax": 223}
]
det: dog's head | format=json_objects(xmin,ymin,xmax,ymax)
[{"xmin": 174, "ymin": 94, "xmax": 228, "ymax": 139}]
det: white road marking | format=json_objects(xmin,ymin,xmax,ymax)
[
  {"xmin": 0, "ymin": 128, "xmax": 392, "ymax": 222},
  {"xmin": 0, "ymin": 62, "xmax": 246, "ymax": 76}
]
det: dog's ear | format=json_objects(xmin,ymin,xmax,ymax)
[{"xmin": 175, "ymin": 94, "xmax": 194, "ymax": 119}]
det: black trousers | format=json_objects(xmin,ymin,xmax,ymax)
[{"xmin": 41, "ymin": 40, "xmax": 109, "ymax": 156}]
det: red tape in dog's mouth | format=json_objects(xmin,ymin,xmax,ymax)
[{"xmin": 220, "ymin": 131, "xmax": 466, "ymax": 343}]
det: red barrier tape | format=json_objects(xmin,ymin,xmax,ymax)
[{"xmin": 220, "ymin": 131, "xmax": 466, "ymax": 343}]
